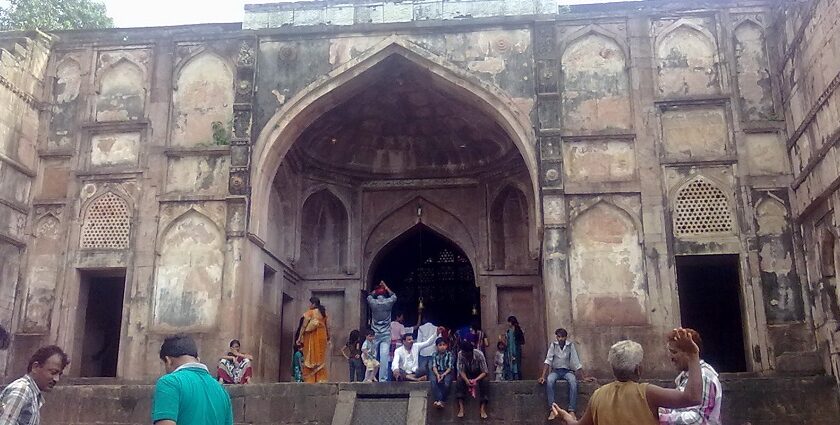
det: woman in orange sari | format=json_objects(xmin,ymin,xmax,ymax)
[{"xmin": 297, "ymin": 296, "xmax": 330, "ymax": 383}]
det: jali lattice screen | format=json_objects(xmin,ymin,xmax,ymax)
[
  {"xmin": 673, "ymin": 176, "xmax": 734, "ymax": 236},
  {"xmin": 80, "ymin": 192, "xmax": 130, "ymax": 249}
]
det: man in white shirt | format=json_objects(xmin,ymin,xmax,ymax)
[
  {"xmin": 416, "ymin": 320, "xmax": 438, "ymax": 377},
  {"xmin": 391, "ymin": 330, "xmax": 438, "ymax": 381},
  {"xmin": 538, "ymin": 328, "xmax": 588, "ymax": 420}
]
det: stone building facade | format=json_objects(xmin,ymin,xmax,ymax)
[{"xmin": 0, "ymin": 0, "xmax": 835, "ymax": 383}]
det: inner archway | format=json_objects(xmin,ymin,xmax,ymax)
[{"xmin": 370, "ymin": 225, "xmax": 479, "ymax": 330}]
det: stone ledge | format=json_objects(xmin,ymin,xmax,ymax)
[
  {"xmin": 31, "ymin": 376, "xmax": 840, "ymax": 425},
  {"xmin": 244, "ymin": 0, "xmax": 559, "ymax": 29}
]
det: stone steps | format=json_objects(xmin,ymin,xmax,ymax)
[{"xmin": 32, "ymin": 375, "xmax": 839, "ymax": 424}]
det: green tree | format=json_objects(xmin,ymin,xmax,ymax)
[{"xmin": 0, "ymin": 0, "xmax": 113, "ymax": 31}]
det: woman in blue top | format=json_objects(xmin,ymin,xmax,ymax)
[{"xmin": 504, "ymin": 315, "xmax": 524, "ymax": 380}]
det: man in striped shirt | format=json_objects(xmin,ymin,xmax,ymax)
[
  {"xmin": 0, "ymin": 345, "xmax": 69, "ymax": 425},
  {"xmin": 659, "ymin": 329, "xmax": 722, "ymax": 425}
]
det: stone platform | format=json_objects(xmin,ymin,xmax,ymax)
[{"xmin": 37, "ymin": 376, "xmax": 840, "ymax": 424}]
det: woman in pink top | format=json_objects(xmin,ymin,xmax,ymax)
[{"xmin": 389, "ymin": 312, "xmax": 405, "ymax": 363}]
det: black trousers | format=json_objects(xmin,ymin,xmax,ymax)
[{"xmin": 455, "ymin": 374, "xmax": 489, "ymax": 404}]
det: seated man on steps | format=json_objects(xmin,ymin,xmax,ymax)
[
  {"xmin": 392, "ymin": 330, "xmax": 439, "ymax": 381},
  {"xmin": 455, "ymin": 340, "xmax": 490, "ymax": 419},
  {"xmin": 539, "ymin": 328, "xmax": 593, "ymax": 420}
]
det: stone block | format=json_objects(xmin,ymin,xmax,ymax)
[
  {"xmin": 90, "ymin": 132, "xmax": 140, "ymax": 168},
  {"xmin": 744, "ymin": 132, "xmax": 788, "ymax": 176},
  {"xmin": 382, "ymin": 2, "xmax": 413, "ymax": 23},
  {"xmin": 294, "ymin": 8, "xmax": 326, "ymax": 26},
  {"xmin": 661, "ymin": 107, "xmax": 729, "ymax": 160},
  {"xmin": 326, "ymin": 6, "xmax": 354, "ymax": 26}
]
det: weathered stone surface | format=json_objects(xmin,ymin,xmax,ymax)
[
  {"xmin": 661, "ymin": 107, "xmax": 729, "ymax": 160},
  {"xmin": 561, "ymin": 32, "xmax": 631, "ymax": 133},
  {"xmin": 33, "ymin": 377, "xmax": 840, "ymax": 424},
  {"xmin": 153, "ymin": 209, "xmax": 225, "ymax": 331},
  {"xmin": 655, "ymin": 20, "xmax": 720, "ymax": 97},
  {"xmin": 0, "ymin": 0, "xmax": 837, "ymax": 391},
  {"xmin": 563, "ymin": 139, "xmax": 635, "ymax": 182},
  {"xmin": 90, "ymin": 133, "xmax": 140, "ymax": 168},
  {"xmin": 744, "ymin": 133, "xmax": 788, "ymax": 176},
  {"xmin": 734, "ymin": 21, "xmax": 775, "ymax": 121}
]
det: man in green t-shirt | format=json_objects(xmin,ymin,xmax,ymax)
[{"xmin": 152, "ymin": 335, "xmax": 233, "ymax": 425}]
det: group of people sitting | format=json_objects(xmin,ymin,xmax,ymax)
[
  {"xmin": 332, "ymin": 325, "xmax": 719, "ymax": 424},
  {"xmin": 197, "ymin": 280, "xmax": 722, "ymax": 424}
]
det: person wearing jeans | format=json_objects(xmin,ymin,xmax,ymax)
[
  {"xmin": 430, "ymin": 337, "xmax": 454, "ymax": 408},
  {"xmin": 538, "ymin": 328, "xmax": 588, "ymax": 420},
  {"xmin": 366, "ymin": 281, "xmax": 397, "ymax": 382}
]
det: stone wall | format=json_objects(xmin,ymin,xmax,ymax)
[
  {"xmin": 0, "ymin": 31, "xmax": 51, "ymax": 376},
  {"xmin": 37, "ymin": 377, "xmax": 840, "ymax": 425},
  {"xmin": 776, "ymin": 0, "xmax": 840, "ymax": 381},
  {"xmin": 0, "ymin": 0, "xmax": 833, "ymax": 384}
]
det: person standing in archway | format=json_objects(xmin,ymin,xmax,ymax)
[
  {"xmin": 297, "ymin": 297, "xmax": 330, "ymax": 383},
  {"xmin": 367, "ymin": 281, "xmax": 397, "ymax": 382}
]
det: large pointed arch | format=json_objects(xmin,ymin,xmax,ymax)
[
  {"xmin": 250, "ymin": 36, "xmax": 539, "ymax": 240},
  {"xmin": 362, "ymin": 196, "xmax": 477, "ymax": 280}
]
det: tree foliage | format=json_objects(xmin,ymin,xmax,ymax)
[{"xmin": 0, "ymin": 0, "xmax": 113, "ymax": 31}]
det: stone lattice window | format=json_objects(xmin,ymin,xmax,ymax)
[
  {"xmin": 673, "ymin": 177, "xmax": 733, "ymax": 235},
  {"xmin": 81, "ymin": 192, "xmax": 130, "ymax": 249}
]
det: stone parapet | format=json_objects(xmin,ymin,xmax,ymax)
[
  {"xmin": 243, "ymin": 0, "xmax": 559, "ymax": 29},
  {"xmin": 34, "ymin": 376, "xmax": 840, "ymax": 425}
]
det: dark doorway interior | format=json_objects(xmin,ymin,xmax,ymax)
[
  {"xmin": 279, "ymin": 293, "xmax": 295, "ymax": 381},
  {"xmin": 675, "ymin": 254, "xmax": 747, "ymax": 372},
  {"xmin": 79, "ymin": 272, "xmax": 125, "ymax": 377},
  {"xmin": 370, "ymin": 225, "xmax": 479, "ymax": 330}
]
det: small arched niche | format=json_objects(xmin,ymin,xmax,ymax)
[
  {"xmin": 569, "ymin": 201, "xmax": 646, "ymax": 326},
  {"xmin": 490, "ymin": 186, "xmax": 530, "ymax": 270},
  {"xmin": 96, "ymin": 59, "xmax": 146, "ymax": 122},
  {"xmin": 561, "ymin": 32, "xmax": 631, "ymax": 132},
  {"xmin": 657, "ymin": 24, "xmax": 720, "ymax": 97},
  {"xmin": 299, "ymin": 190, "xmax": 349, "ymax": 274},
  {"xmin": 153, "ymin": 210, "xmax": 225, "ymax": 330},
  {"xmin": 171, "ymin": 52, "xmax": 234, "ymax": 147}
]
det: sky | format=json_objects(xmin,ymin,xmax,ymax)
[{"xmin": 101, "ymin": 0, "xmax": 630, "ymax": 28}]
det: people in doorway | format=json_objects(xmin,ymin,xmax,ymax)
[
  {"xmin": 455, "ymin": 340, "xmax": 489, "ymax": 420},
  {"xmin": 416, "ymin": 319, "xmax": 438, "ymax": 377},
  {"xmin": 297, "ymin": 296, "xmax": 330, "ymax": 383},
  {"xmin": 389, "ymin": 311, "xmax": 406, "ymax": 366},
  {"xmin": 292, "ymin": 342, "xmax": 304, "ymax": 383},
  {"xmin": 217, "ymin": 339, "xmax": 254, "ymax": 384},
  {"xmin": 494, "ymin": 341, "xmax": 506, "ymax": 381},
  {"xmin": 340, "ymin": 330, "xmax": 364, "ymax": 382},
  {"xmin": 366, "ymin": 281, "xmax": 397, "ymax": 382},
  {"xmin": 0, "ymin": 345, "xmax": 69, "ymax": 425},
  {"xmin": 459, "ymin": 322, "xmax": 489, "ymax": 354},
  {"xmin": 539, "ymin": 328, "xmax": 589, "ymax": 420},
  {"xmin": 152, "ymin": 335, "xmax": 233, "ymax": 425},
  {"xmin": 503, "ymin": 315, "xmax": 525, "ymax": 380},
  {"xmin": 430, "ymin": 337, "xmax": 455, "ymax": 408},
  {"xmin": 659, "ymin": 329, "xmax": 722, "ymax": 425},
  {"xmin": 551, "ymin": 329, "xmax": 703, "ymax": 425},
  {"xmin": 361, "ymin": 329, "xmax": 380, "ymax": 382},
  {"xmin": 392, "ymin": 330, "xmax": 440, "ymax": 381}
]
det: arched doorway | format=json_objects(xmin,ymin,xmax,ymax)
[{"xmin": 370, "ymin": 225, "xmax": 480, "ymax": 330}]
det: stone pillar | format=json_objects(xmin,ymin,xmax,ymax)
[
  {"xmin": 542, "ymin": 224, "xmax": 573, "ymax": 335},
  {"xmin": 533, "ymin": 21, "xmax": 573, "ymax": 338}
]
